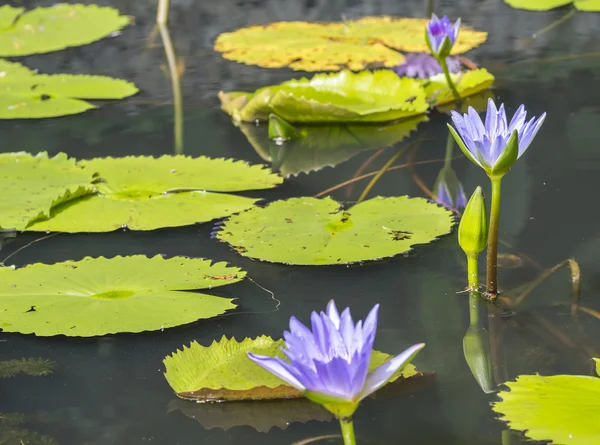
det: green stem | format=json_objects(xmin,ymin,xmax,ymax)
[
  {"xmin": 443, "ymin": 131, "xmax": 454, "ymax": 168},
  {"xmin": 468, "ymin": 290, "xmax": 480, "ymax": 325},
  {"xmin": 339, "ymin": 418, "xmax": 357, "ymax": 445},
  {"xmin": 467, "ymin": 254, "xmax": 479, "ymax": 291},
  {"xmin": 439, "ymin": 57, "xmax": 462, "ymax": 104},
  {"xmin": 486, "ymin": 176, "xmax": 502, "ymax": 297},
  {"xmin": 156, "ymin": 0, "xmax": 169, "ymax": 25}
]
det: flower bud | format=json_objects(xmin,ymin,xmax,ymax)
[{"xmin": 458, "ymin": 186, "xmax": 488, "ymax": 257}]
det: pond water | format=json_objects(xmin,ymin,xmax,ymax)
[{"xmin": 1, "ymin": 0, "xmax": 600, "ymax": 444}]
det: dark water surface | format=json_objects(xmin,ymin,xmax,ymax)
[{"xmin": 1, "ymin": 0, "xmax": 600, "ymax": 444}]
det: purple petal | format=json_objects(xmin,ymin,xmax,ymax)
[
  {"xmin": 508, "ymin": 104, "xmax": 527, "ymax": 133},
  {"xmin": 339, "ymin": 307, "xmax": 356, "ymax": 351},
  {"xmin": 455, "ymin": 182, "xmax": 467, "ymax": 210},
  {"xmin": 466, "ymin": 107, "xmax": 485, "ymax": 141},
  {"xmin": 452, "ymin": 18, "xmax": 461, "ymax": 43},
  {"xmin": 497, "ymin": 103, "xmax": 508, "ymax": 135},
  {"xmin": 310, "ymin": 312, "xmax": 329, "ymax": 356},
  {"xmin": 517, "ymin": 112, "xmax": 546, "ymax": 157},
  {"xmin": 359, "ymin": 343, "xmax": 426, "ymax": 400},
  {"xmin": 326, "ymin": 300, "xmax": 341, "ymax": 328},
  {"xmin": 247, "ymin": 354, "xmax": 306, "ymax": 390},
  {"xmin": 313, "ymin": 357, "xmax": 356, "ymax": 400},
  {"xmin": 484, "ymin": 99, "xmax": 499, "ymax": 138},
  {"xmin": 361, "ymin": 304, "xmax": 379, "ymax": 352},
  {"xmin": 436, "ymin": 182, "xmax": 453, "ymax": 208}
]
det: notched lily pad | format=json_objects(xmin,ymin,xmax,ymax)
[
  {"xmin": 0, "ymin": 255, "xmax": 243, "ymax": 337},
  {"xmin": 0, "ymin": 60, "xmax": 138, "ymax": 119},
  {"xmin": 219, "ymin": 70, "xmax": 429, "ymax": 123},
  {"xmin": 27, "ymin": 155, "xmax": 282, "ymax": 232},
  {"xmin": 164, "ymin": 336, "xmax": 425, "ymax": 402},
  {"xmin": 0, "ymin": 151, "xmax": 95, "ymax": 230},
  {"xmin": 214, "ymin": 17, "xmax": 487, "ymax": 71},
  {"xmin": 216, "ymin": 196, "xmax": 454, "ymax": 265},
  {"xmin": 239, "ymin": 114, "xmax": 427, "ymax": 177},
  {"xmin": 0, "ymin": 4, "xmax": 130, "ymax": 56},
  {"xmin": 492, "ymin": 366, "xmax": 600, "ymax": 444}
]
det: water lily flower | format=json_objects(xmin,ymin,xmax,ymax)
[
  {"xmin": 425, "ymin": 14, "xmax": 461, "ymax": 60},
  {"xmin": 248, "ymin": 301, "xmax": 425, "ymax": 419},
  {"xmin": 393, "ymin": 53, "xmax": 461, "ymax": 79},
  {"xmin": 448, "ymin": 98, "xmax": 546, "ymax": 178}
]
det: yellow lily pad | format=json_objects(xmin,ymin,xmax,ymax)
[{"xmin": 215, "ymin": 17, "xmax": 487, "ymax": 71}]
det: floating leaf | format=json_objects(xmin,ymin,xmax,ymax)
[
  {"xmin": 216, "ymin": 196, "xmax": 454, "ymax": 265},
  {"xmin": 168, "ymin": 397, "xmax": 333, "ymax": 432},
  {"xmin": 575, "ymin": 0, "xmax": 600, "ymax": 10},
  {"xmin": 28, "ymin": 156, "xmax": 282, "ymax": 232},
  {"xmin": 0, "ymin": 152, "xmax": 95, "ymax": 230},
  {"xmin": 0, "ymin": 60, "xmax": 138, "ymax": 119},
  {"xmin": 493, "ymin": 369, "xmax": 600, "ymax": 444},
  {"xmin": 219, "ymin": 70, "xmax": 428, "ymax": 123},
  {"xmin": 214, "ymin": 17, "xmax": 487, "ymax": 71},
  {"xmin": 0, "ymin": 4, "xmax": 130, "ymax": 56},
  {"xmin": 239, "ymin": 114, "xmax": 427, "ymax": 177},
  {"xmin": 422, "ymin": 68, "xmax": 495, "ymax": 107},
  {"xmin": 0, "ymin": 255, "xmax": 242, "ymax": 337},
  {"xmin": 503, "ymin": 0, "xmax": 572, "ymax": 10},
  {"xmin": 164, "ymin": 336, "xmax": 420, "ymax": 402},
  {"xmin": 0, "ymin": 358, "xmax": 56, "ymax": 378}
]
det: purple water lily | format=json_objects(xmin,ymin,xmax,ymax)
[
  {"xmin": 248, "ymin": 301, "xmax": 424, "ymax": 415},
  {"xmin": 448, "ymin": 98, "xmax": 546, "ymax": 177},
  {"xmin": 393, "ymin": 53, "xmax": 461, "ymax": 79},
  {"xmin": 426, "ymin": 14, "xmax": 461, "ymax": 59}
]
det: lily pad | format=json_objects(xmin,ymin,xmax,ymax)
[
  {"xmin": 27, "ymin": 156, "xmax": 282, "ymax": 233},
  {"xmin": 214, "ymin": 17, "xmax": 487, "ymax": 71},
  {"xmin": 422, "ymin": 68, "xmax": 495, "ymax": 107},
  {"xmin": 0, "ymin": 60, "xmax": 138, "ymax": 119},
  {"xmin": 216, "ymin": 196, "xmax": 454, "ymax": 265},
  {"xmin": 505, "ymin": 0, "xmax": 600, "ymax": 10},
  {"xmin": 164, "ymin": 336, "xmax": 420, "ymax": 402},
  {"xmin": 493, "ymin": 367, "xmax": 600, "ymax": 444},
  {"xmin": 0, "ymin": 255, "xmax": 242, "ymax": 337},
  {"xmin": 219, "ymin": 70, "xmax": 429, "ymax": 123},
  {"xmin": 0, "ymin": 4, "xmax": 130, "ymax": 56},
  {"xmin": 0, "ymin": 152, "xmax": 95, "ymax": 230},
  {"xmin": 238, "ymin": 114, "xmax": 427, "ymax": 177}
]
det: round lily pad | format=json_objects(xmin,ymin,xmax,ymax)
[
  {"xmin": 216, "ymin": 196, "xmax": 454, "ymax": 265},
  {"xmin": 0, "ymin": 255, "xmax": 243, "ymax": 337},
  {"xmin": 27, "ymin": 156, "xmax": 282, "ymax": 233}
]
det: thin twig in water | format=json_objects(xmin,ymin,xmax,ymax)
[
  {"xmin": 1, "ymin": 234, "xmax": 59, "ymax": 267},
  {"xmin": 345, "ymin": 148, "xmax": 386, "ymax": 198},
  {"xmin": 293, "ymin": 435, "xmax": 341, "ymax": 445}
]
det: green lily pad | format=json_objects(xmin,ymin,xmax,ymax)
[
  {"xmin": 493, "ymin": 365, "xmax": 600, "ymax": 444},
  {"xmin": 0, "ymin": 255, "xmax": 243, "ymax": 337},
  {"xmin": 164, "ymin": 335, "xmax": 419, "ymax": 402},
  {"xmin": 27, "ymin": 155, "xmax": 282, "ymax": 233},
  {"xmin": 219, "ymin": 70, "xmax": 429, "ymax": 123},
  {"xmin": 0, "ymin": 60, "xmax": 138, "ymax": 119},
  {"xmin": 238, "ymin": 115, "xmax": 427, "ymax": 177},
  {"xmin": 216, "ymin": 196, "xmax": 454, "ymax": 265},
  {"xmin": 0, "ymin": 152, "xmax": 95, "ymax": 230},
  {"xmin": 422, "ymin": 68, "xmax": 495, "ymax": 107},
  {"xmin": 214, "ymin": 17, "xmax": 487, "ymax": 71},
  {"xmin": 505, "ymin": 0, "xmax": 600, "ymax": 10},
  {"xmin": 0, "ymin": 4, "xmax": 130, "ymax": 56}
]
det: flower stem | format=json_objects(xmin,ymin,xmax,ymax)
[
  {"xmin": 467, "ymin": 254, "xmax": 479, "ymax": 291},
  {"xmin": 444, "ymin": 131, "xmax": 454, "ymax": 168},
  {"xmin": 339, "ymin": 418, "xmax": 357, "ymax": 445},
  {"xmin": 486, "ymin": 176, "xmax": 502, "ymax": 298},
  {"xmin": 439, "ymin": 57, "xmax": 462, "ymax": 104}
]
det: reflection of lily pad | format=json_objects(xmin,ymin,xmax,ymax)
[
  {"xmin": 214, "ymin": 17, "xmax": 487, "ymax": 71},
  {"xmin": 239, "ymin": 115, "xmax": 427, "ymax": 177},
  {"xmin": 0, "ymin": 4, "xmax": 130, "ymax": 56},
  {"xmin": 422, "ymin": 68, "xmax": 495, "ymax": 107},
  {"xmin": 493, "ymin": 366, "xmax": 600, "ymax": 444},
  {"xmin": 28, "ymin": 156, "xmax": 282, "ymax": 232},
  {"xmin": 0, "ymin": 60, "xmax": 138, "ymax": 119},
  {"xmin": 0, "ymin": 152, "xmax": 95, "ymax": 230},
  {"xmin": 505, "ymin": 0, "xmax": 600, "ymax": 11},
  {"xmin": 219, "ymin": 70, "xmax": 429, "ymax": 123},
  {"xmin": 216, "ymin": 196, "xmax": 454, "ymax": 265},
  {"xmin": 168, "ymin": 398, "xmax": 333, "ymax": 433},
  {"xmin": 164, "ymin": 336, "xmax": 420, "ymax": 402},
  {"xmin": 0, "ymin": 255, "xmax": 242, "ymax": 337}
]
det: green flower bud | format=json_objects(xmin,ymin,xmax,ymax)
[{"xmin": 458, "ymin": 186, "xmax": 488, "ymax": 257}]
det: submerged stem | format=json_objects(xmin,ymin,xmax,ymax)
[
  {"xmin": 439, "ymin": 57, "xmax": 462, "ymax": 104},
  {"xmin": 339, "ymin": 418, "xmax": 357, "ymax": 445},
  {"xmin": 486, "ymin": 176, "xmax": 502, "ymax": 298}
]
